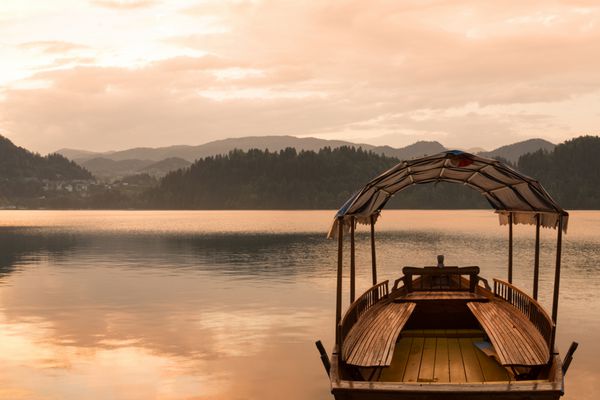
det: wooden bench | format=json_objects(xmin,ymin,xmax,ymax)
[
  {"xmin": 342, "ymin": 301, "xmax": 416, "ymax": 367},
  {"xmin": 400, "ymin": 291, "xmax": 488, "ymax": 301},
  {"xmin": 468, "ymin": 301, "xmax": 550, "ymax": 367},
  {"xmin": 393, "ymin": 266, "xmax": 490, "ymax": 300},
  {"xmin": 401, "ymin": 266, "xmax": 483, "ymax": 291}
]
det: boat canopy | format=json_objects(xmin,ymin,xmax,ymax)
[{"xmin": 329, "ymin": 150, "xmax": 568, "ymax": 237}]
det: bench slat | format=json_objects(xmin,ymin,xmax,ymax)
[
  {"xmin": 398, "ymin": 291, "xmax": 488, "ymax": 301},
  {"xmin": 468, "ymin": 301, "xmax": 549, "ymax": 366},
  {"xmin": 343, "ymin": 302, "xmax": 416, "ymax": 367}
]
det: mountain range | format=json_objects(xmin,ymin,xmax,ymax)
[{"xmin": 56, "ymin": 136, "xmax": 555, "ymax": 180}]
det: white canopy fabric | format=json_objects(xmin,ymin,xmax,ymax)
[{"xmin": 328, "ymin": 151, "xmax": 568, "ymax": 238}]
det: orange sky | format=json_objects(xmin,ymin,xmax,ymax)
[{"xmin": 0, "ymin": 0, "xmax": 599, "ymax": 153}]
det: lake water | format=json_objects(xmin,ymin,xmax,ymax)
[{"xmin": 0, "ymin": 210, "xmax": 598, "ymax": 400}]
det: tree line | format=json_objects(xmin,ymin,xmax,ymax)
[
  {"xmin": 145, "ymin": 135, "xmax": 600, "ymax": 210},
  {"xmin": 2, "ymin": 134, "xmax": 599, "ymax": 210}
]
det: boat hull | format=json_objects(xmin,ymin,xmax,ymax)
[{"xmin": 330, "ymin": 353, "xmax": 564, "ymax": 400}]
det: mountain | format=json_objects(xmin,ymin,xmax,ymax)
[
  {"xmin": 137, "ymin": 157, "xmax": 191, "ymax": 177},
  {"xmin": 145, "ymin": 135, "xmax": 599, "ymax": 210},
  {"xmin": 0, "ymin": 135, "xmax": 92, "ymax": 181},
  {"xmin": 479, "ymin": 138, "xmax": 555, "ymax": 163},
  {"xmin": 0, "ymin": 135, "xmax": 93, "ymax": 205},
  {"xmin": 376, "ymin": 141, "xmax": 446, "ymax": 160},
  {"xmin": 80, "ymin": 158, "xmax": 155, "ymax": 180},
  {"xmin": 56, "ymin": 136, "xmax": 447, "ymax": 163},
  {"xmin": 145, "ymin": 146, "xmax": 485, "ymax": 209},
  {"xmin": 518, "ymin": 135, "xmax": 600, "ymax": 208},
  {"xmin": 54, "ymin": 148, "xmax": 106, "ymax": 161}
]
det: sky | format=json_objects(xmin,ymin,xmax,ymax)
[{"xmin": 0, "ymin": 0, "xmax": 599, "ymax": 154}]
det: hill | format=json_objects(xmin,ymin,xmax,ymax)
[
  {"xmin": 80, "ymin": 158, "xmax": 155, "ymax": 180},
  {"xmin": 57, "ymin": 136, "xmax": 449, "ymax": 181},
  {"xmin": 0, "ymin": 135, "xmax": 93, "ymax": 205},
  {"xmin": 518, "ymin": 135, "xmax": 600, "ymax": 209},
  {"xmin": 145, "ymin": 147, "xmax": 486, "ymax": 209},
  {"xmin": 144, "ymin": 136, "xmax": 599, "ymax": 210},
  {"xmin": 480, "ymin": 138, "xmax": 555, "ymax": 163},
  {"xmin": 56, "ymin": 136, "xmax": 447, "ymax": 163},
  {"xmin": 137, "ymin": 157, "xmax": 191, "ymax": 177}
]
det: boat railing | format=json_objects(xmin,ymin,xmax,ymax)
[
  {"xmin": 493, "ymin": 279, "xmax": 554, "ymax": 348},
  {"xmin": 337, "ymin": 280, "xmax": 389, "ymax": 347}
]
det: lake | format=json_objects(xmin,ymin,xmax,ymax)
[{"xmin": 0, "ymin": 210, "xmax": 597, "ymax": 400}]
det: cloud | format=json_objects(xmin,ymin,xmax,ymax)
[
  {"xmin": 2, "ymin": 1, "xmax": 600, "ymax": 152},
  {"xmin": 18, "ymin": 41, "xmax": 88, "ymax": 54},
  {"xmin": 90, "ymin": 0, "xmax": 157, "ymax": 10}
]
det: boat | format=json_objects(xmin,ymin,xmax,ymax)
[{"xmin": 315, "ymin": 150, "xmax": 578, "ymax": 399}]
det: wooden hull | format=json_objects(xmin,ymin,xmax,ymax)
[
  {"xmin": 328, "ymin": 272, "xmax": 567, "ymax": 400},
  {"xmin": 330, "ymin": 353, "xmax": 564, "ymax": 400}
]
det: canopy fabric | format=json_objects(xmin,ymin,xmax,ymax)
[{"xmin": 328, "ymin": 151, "xmax": 568, "ymax": 237}]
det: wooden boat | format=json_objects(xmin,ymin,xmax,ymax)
[{"xmin": 316, "ymin": 151, "xmax": 578, "ymax": 399}]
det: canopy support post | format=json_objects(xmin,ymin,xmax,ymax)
[
  {"xmin": 508, "ymin": 213, "xmax": 513, "ymax": 284},
  {"xmin": 550, "ymin": 216, "xmax": 564, "ymax": 353},
  {"xmin": 350, "ymin": 217, "xmax": 356, "ymax": 303},
  {"xmin": 533, "ymin": 214, "xmax": 541, "ymax": 300},
  {"xmin": 335, "ymin": 217, "xmax": 343, "ymax": 345},
  {"xmin": 370, "ymin": 215, "xmax": 377, "ymax": 285}
]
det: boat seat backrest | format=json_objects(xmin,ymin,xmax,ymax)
[{"xmin": 401, "ymin": 266, "xmax": 480, "ymax": 292}]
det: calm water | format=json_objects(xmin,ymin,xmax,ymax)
[{"xmin": 0, "ymin": 210, "xmax": 598, "ymax": 400}]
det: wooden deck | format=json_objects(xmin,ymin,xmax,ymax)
[
  {"xmin": 342, "ymin": 301, "xmax": 415, "ymax": 367},
  {"xmin": 468, "ymin": 300, "xmax": 550, "ymax": 366},
  {"xmin": 378, "ymin": 330, "xmax": 510, "ymax": 383},
  {"xmin": 396, "ymin": 291, "xmax": 489, "ymax": 302}
]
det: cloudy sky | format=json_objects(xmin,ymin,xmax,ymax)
[{"xmin": 0, "ymin": 0, "xmax": 599, "ymax": 154}]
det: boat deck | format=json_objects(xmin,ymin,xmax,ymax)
[
  {"xmin": 344, "ymin": 285, "xmax": 552, "ymax": 383},
  {"xmin": 376, "ymin": 330, "xmax": 511, "ymax": 383}
]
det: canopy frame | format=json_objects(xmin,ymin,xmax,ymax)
[{"xmin": 328, "ymin": 151, "xmax": 568, "ymax": 237}]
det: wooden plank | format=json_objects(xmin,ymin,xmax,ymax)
[
  {"xmin": 343, "ymin": 301, "xmax": 390, "ymax": 359},
  {"xmin": 459, "ymin": 337, "xmax": 485, "ymax": 382},
  {"xmin": 379, "ymin": 337, "xmax": 413, "ymax": 382},
  {"xmin": 418, "ymin": 337, "xmax": 437, "ymax": 382},
  {"xmin": 344, "ymin": 302, "xmax": 416, "ymax": 367},
  {"xmin": 364, "ymin": 307, "xmax": 396, "ymax": 365},
  {"xmin": 402, "ymin": 291, "xmax": 488, "ymax": 301},
  {"xmin": 471, "ymin": 302, "xmax": 512, "ymax": 363},
  {"xmin": 360, "ymin": 304, "xmax": 401, "ymax": 366},
  {"xmin": 343, "ymin": 301, "xmax": 387, "ymax": 358},
  {"xmin": 433, "ymin": 337, "xmax": 450, "ymax": 383},
  {"xmin": 467, "ymin": 301, "xmax": 548, "ymax": 366},
  {"xmin": 382, "ymin": 303, "xmax": 416, "ymax": 365},
  {"xmin": 490, "ymin": 304, "xmax": 542, "ymax": 364},
  {"xmin": 447, "ymin": 338, "xmax": 467, "ymax": 383},
  {"xmin": 468, "ymin": 303, "xmax": 514, "ymax": 364},
  {"xmin": 403, "ymin": 336, "xmax": 424, "ymax": 382},
  {"xmin": 483, "ymin": 303, "xmax": 542, "ymax": 365},
  {"xmin": 401, "ymin": 329, "xmax": 483, "ymax": 338},
  {"xmin": 485, "ymin": 303, "xmax": 539, "ymax": 363},
  {"xmin": 473, "ymin": 341, "xmax": 511, "ymax": 382}
]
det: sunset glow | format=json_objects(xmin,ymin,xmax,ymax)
[{"xmin": 1, "ymin": 0, "xmax": 599, "ymax": 152}]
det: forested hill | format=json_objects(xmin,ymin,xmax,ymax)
[
  {"xmin": 518, "ymin": 135, "xmax": 600, "ymax": 209},
  {"xmin": 146, "ymin": 147, "xmax": 487, "ymax": 209},
  {"xmin": 147, "ymin": 147, "xmax": 398, "ymax": 209},
  {"xmin": 146, "ymin": 136, "xmax": 600, "ymax": 210},
  {"xmin": 0, "ymin": 135, "xmax": 92, "ymax": 180},
  {"xmin": 0, "ymin": 135, "xmax": 93, "ymax": 204}
]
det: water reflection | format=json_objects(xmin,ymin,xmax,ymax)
[{"xmin": 0, "ymin": 211, "xmax": 597, "ymax": 400}]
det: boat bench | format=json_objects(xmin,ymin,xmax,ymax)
[
  {"xmin": 394, "ymin": 266, "xmax": 489, "ymax": 292},
  {"xmin": 392, "ymin": 266, "xmax": 490, "ymax": 302},
  {"xmin": 342, "ymin": 301, "xmax": 416, "ymax": 367},
  {"xmin": 468, "ymin": 301, "xmax": 550, "ymax": 366}
]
